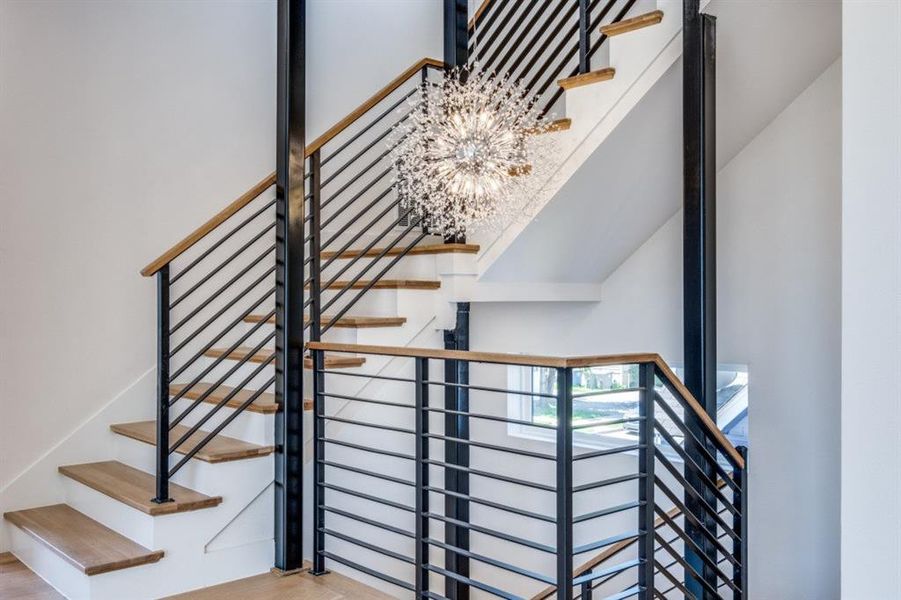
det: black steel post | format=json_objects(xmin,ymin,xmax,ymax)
[
  {"xmin": 415, "ymin": 357, "xmax": 431, "ymax": 597},
  {"xmin": 311, "ymin": 349, "xmax": 328, "ymax": 575},
  {"xmin": 578, "ymin": 0, "xmax": 590, "ymax": 73},
  {"xmin": 733, "ymin": 447, "xmax": 748, "ymax": 599},
  {"xmin": 683, "ymin": 1, "xmax": 718, "ymax": 595},
  {"xmin": 309, "ymin": 149, "xmax": 322, "ymax": 342},
  {"xmin": 274, "ymin": 0, "xmax": 305, "ymax": 573},
  {"xmin": 580, "ymin": 577, "xmax": 593, "ymax": 600},
  {"xmin": 637, "ymin": 363, "xmax": 656, "ymax": 597},
  {"xmin": 555, "ymin": 366, "xmax": 574, "ymax": 600},
  {"xmin": 444, "ymin": 0, "xmax": 468, "ymax": 244},
  {"xmin": 444, "ymin": 303, "xmax": 470, "ymax": 599},
  {"xmin": 153, "ymin": 265, "xmax": 172, "ymax": 504}
]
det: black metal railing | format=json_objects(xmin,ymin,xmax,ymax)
[
  {"xmin": 469, "ymin": 0, "xmax": 639, "ymax": 116},
  {"xmin": 144, "ymin": 175, "xmax": 278, "ymax": 503},
  {"xmin": 307, "ymin": 342, "xmax": 747, "ymax": 599}
]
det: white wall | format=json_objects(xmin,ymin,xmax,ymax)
[
  {"xmin": 841, "ymin": 1, "xmax": 901, "ymax": 597},
  {"xmin": 471, "ymin": 59, "xmax": 842, "ymax": 597}
]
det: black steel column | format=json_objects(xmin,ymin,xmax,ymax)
[
  {"xmin": 444, "ymin": 0, "xmax": 468, "ymax": 245},
  {"xmin": 578, "ymin": 0, "xmax": 590, "ymax": 73},
  {"xmin": 444, "ymin": 303, "xmax": 470, "ymax": 599},
  {"xmin": 415, "ymin": 358, "xmax": 431, "ymax": 597},
  {"xmin": 153, "ymin": 265, "xmax": 172, "ymax": 504},
  {"xmin": 274, "ymin": 0, "xmax": 305, "ymax": 573},
  {"xmin": 555, "ymin": 366, "xmax": 574, "ymax": 600},
  {"xmin": 683, "ymin": 1, "xmax": 718, "ymax": 596},
  {"xmin": 637, "ymin": 363, "xmax": 656, "ymax": 597}
]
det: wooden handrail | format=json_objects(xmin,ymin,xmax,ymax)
[
  {"xmin": 142, "ymin": 57, "xmax": 445, "ymax": 277},
  {"xmin": 468, "ymin": 0, "xmax": 493, "ymax": 31},
  {"xmin": 304, "ymin": 57, "xmax": 445, "ymax": 158},
  {"xmin": 306, "ymin": 341, "xmax": 745, "ymax": 468},
  {"xmin": 140, "ymin": 172, "xmax": 276, "ymax": 277}
]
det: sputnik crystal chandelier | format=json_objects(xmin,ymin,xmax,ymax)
[{"xmin": 391, "ymin": 65, "xmax": 555, "ymax": 238}]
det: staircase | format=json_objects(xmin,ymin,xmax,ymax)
[{"xmin": 2, "ymin": 1, "xmax": 745, "ymax": 598}]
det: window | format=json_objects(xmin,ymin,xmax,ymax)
[{"xmin": 508, "ymin": 363, "xmax": 748, "ymax": 449}]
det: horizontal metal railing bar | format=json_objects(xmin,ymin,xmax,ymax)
[
  {"xmin": 320, "ymin": 482, "xmax": 415, "ymax": 513},
  {"xmin": 471, "ymin": 0, "xmax": 521, "ymax": 68},
  {"xmin": 320, "ymin": 130, "xmax": 400, "ymax": 192},
  {"xmin": 572, "ymin": 472, "xmax": 643, "ymax": 494},
  {"xmin": 320, "ymin": 551, "xmax": 415, "ymax": 592},
  {"xmin": 571, "ymin": 386, "xmax": 642, "ymax": 399},
  {"xmin": 318, "ymin": 390, "xmax": 414, "ymax": 410},
  {"xmin": 319, "ymin": 88, "xmax": 416, "ymax": 167},
  {"xmin": 169, "ymin": 222, "xmax": 275, "ymax": 309},
  {"xmin": 653, "ymin": 394, "xmax": 741, "ymax": 491},
  {"xmin": 572, "ymin": 416, "xmax": 643, "ymax": 431},
  {"xmin": 168, "ymin": 287, "xmax": 274, "ymax": 381},
  {"xmin": 424, "ymin": 485, "xmax": 555, "ymax": 523},
  {"xmin": 654, "ymin": 449, "xmax": 741, "ymax": 541},
  {"xmin": 424, "ymin": 433, "xmax": 556, "ymax": 461},
  {"xmin": 511, "ymin": 0, "xmax": 580, "ymax": 89},
  {"xmin": 423, "ymin": 405, "xmax": 557, "ymax": 430},
  {"xmin": 318, "ymin": 165, "xmax": 392, "ymax": 229},
  {"xmin": 424, "ymin": 512, "xmax": 555, "ymax": 554},
  {"xmin": 320, "ymin": 504, "xmax": 414, "ymax": 539},
  {"xmin": 320, "ymin": 527, "xmax": 415, "ymax": 565},
  {"xmin": 570, "ymin": 558, "xmax": 641, "ymax": 587},
  {"xmin": 655, "ymin": 558, "xmax": 695, "ymax": 599},
  {"xmin": 423, "ymin": 459, "xmax": 556, "ymax": 492},
  {"xmin": 169, "ymin": 247, "xmax": 274, "ymax": 334},
  {"xmin": 573, "ymin": 444, "xmax": 643, "ymax": 461},
  {"xmin": 654, "ymin": 533, "xmax": 725, "ymax": 600},
  {"xmin": 653, "ymin": 477, "xmax": 740, "ymax": 568},
  {"xmin": 654, "ymin": 422, "xmax": 738, "ymax": 515},
  {"xmin": 170, "ymin": 327, "xmax": 275, "ymax": 419},
  {"xmin": 573, "ymin": 530, "xmax": 641, "ymax": 556},
  {"xmin": 489, "ymin": 0, "xmax": 558, "ymax": 76},
  {"xmin": 169, "ymin": 266, "xmax": 275, "ymax": 355},
  {"xmin": 320, "ymin": 231, "xmax": 429, "ymax": 333},
  {"xmin": 318, "ymin": 459, "xmax": 414, "ymax": 488},
  {"xmin": 320, "ymin": 414, "xmax": 416, "ymax": 435},
  {"xmin": 653, "ymin": 505, "xmax": 741, "ymax": 594},
  {"xmin": 425, "ymin": 537, "xmax": 555, "ymax": 585},
  {"xmin": 170, "ymin": 352, "xmax": 275, "ymax": 441},
  {"xmin": 587, "ymin": 0, "xmax": 636, "ymax": 64},
  {"xmin": 318, "ymin": 436, "xmax": 415, "ymax": 461},
  {"xmin": 168, "ymin": 198, "xmax": 275, "ymax": 285},
  {"xmin": 424, "ymin": 378, "xmax": 558, "ymax": 399},
  {"xmin": 168, "ymin": 374, "xmax": 275, "ymax": 476},
  {"xmin": 572, "ymin": 500, "xmax": 643, "ymax": 524},
  {"xmin": 424, "ymin": 592, "xmax": 451, "ymax": 600},
  {"xmin": 319, "ymin": 369, "xmax": 415, "ymax": 384},
  {"xmin": 603, "ymin": 585, "xmax": 642, "ymax": 600},
  {"xmin": 481, "ymin": 0, "xmax": 539, "ymax": 71},
  {"xmin": 319, "ymin": 186, "xmax": 397, "ymax": 252},
  {"xmin": 168, "ymin": 300, "xmax": 274, "ymax": 395},
  {"xmin": 425, "ymin": 564, "xmax": 523, "ymax": 600}
]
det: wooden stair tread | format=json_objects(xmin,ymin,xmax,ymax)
[
  {"xmin": 3, "ymin": 504, "xmax": 164, "ymax": 576},
  {"xmin": 58, "ymin": 461, "xmax": 221, "ymax": 516},
  {"xmin": 558, "ymin": 67, "xmax": 616, "ymax": 90},
  {"xmin": 309, "ymin": 279, "xmax": 441, "ymax": 290},
  {"xmin": 321, "ymin": 243, "xmax": 478, "ymax": 260},
  {"xmin": 170, "ymin": 382, "xmax": 278, "ymax": 414},
  {"xmin": 600, "ymin": 10, "xmax": 663, "ymax": 36},
  {"xmin": 303, "ymin": 355, "xmax": 367, "ymax": 369},
  {"xmin": 243, "ymin": 314, "xmax": 408, "ymax": 329},
  {"xmin": 527, "ymin": 117, "xmax": 572, "ymax": 135},
  {"xmin": 110, "ymin": 421, "xmax": 274, "ymax": 463}
]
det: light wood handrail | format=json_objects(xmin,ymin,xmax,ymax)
[
  {"xmin": 306, "ymin": 341, "xmax": 745, "ymax": 468},
  {"xmin": 304, "ymin": 57, "xmax": 444, "ymax": 158},
  {"xmin": 140, "ymin": 172, "xmax": 276, "ymax": 277},
  {"xmin": 468, "ymin": 0, "xmax": 493, "ymax": 31},
  {"xmin": 142, "ymin": 57, "xmax": 445, "ymax": 277}
]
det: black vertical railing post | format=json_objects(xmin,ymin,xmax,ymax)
[
  {"xmin": 637, "ymin": 363, "xmax": 656, "ymax": 598},
  {"xmin": 555, "ymin": 366, "xmax": 573, "ymax": 600},
  {"xmin": 580, "ymin": 576, "xmax": 593, "ymax": 600},
  {"xmin": 309, "ymin": 149, "xmax": 323, "ymax": 342},
  {"xmin": 683, "ymin": 0, "xmax": 718, "ymax": 593},
  {"xmin": 578, "ymin": 0, "xmax": 590, "ymax": 73},
  {"xmin": 733, "ymin": 447, "xmax": 748, "ymax": 599},
  {"xmin": 311, "ymin": 348, "xmax": 328, "ymax": 575},
  {"xmin": 444, "ymin": 0, "xmax": 468, "ymax": 245},
  {"xmin": 274, "ymin": 0, "xmax": 305, "ymax": 573},
  {"xmin": 152, "ymin": 265, "xmax": 172, "ymax": 504},
  {"xmin": 415, "ymin": 357, "xmax": 431, "ymax": 597},
  {"xmin": 444, "ymin": 304, "xmax": 470, "ymax": 599}
]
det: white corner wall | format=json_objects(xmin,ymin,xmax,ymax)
[
  {"xmin": 841, "ymin": 1, "xmax": 901, "ymax": 597},
  {"xmin": 472, "ymin": 59, "xmax": 842, "ymax": 597}
]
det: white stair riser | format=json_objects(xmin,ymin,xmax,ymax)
[{"xmin": 171, "ymin": 398, "xmax": 274, "ymax": 446}]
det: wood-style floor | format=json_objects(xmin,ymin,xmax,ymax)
[
  {"xmin": 166, "ymin": 569, "xmax": 395, "ymax": 600},
  {"xmin": 0, "ymin": 552, "xmax": 64, "ymax": 600}
]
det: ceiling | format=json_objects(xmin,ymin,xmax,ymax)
[{"xmin": 481, "ymin": 0, "xmax": 841, "ymax": 284}]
